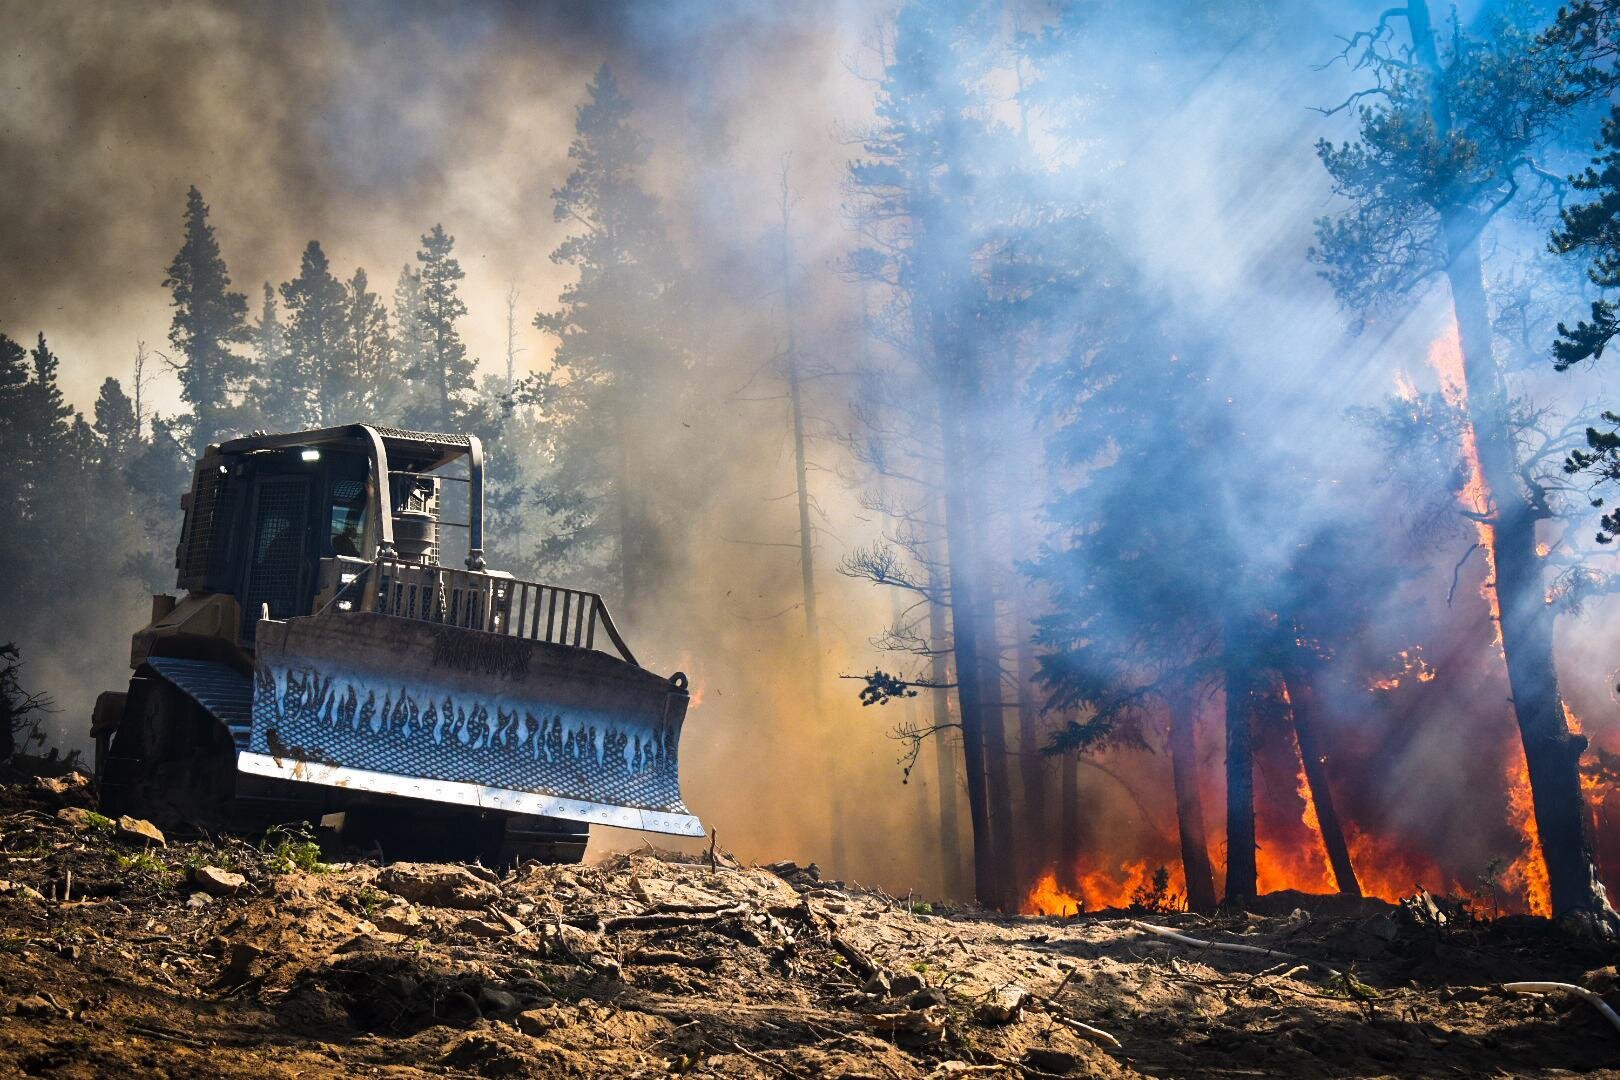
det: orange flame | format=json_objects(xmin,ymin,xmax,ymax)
[
  {"xmin": 1368, "ymin": 647, "xmax": 1437, "ymax": 692},
  {"xmin": 1427, "ymin": 327, "xmax": 1553, "ymax": 916},
  {"xmin": 1501, "ymin": 751, "xmax": 1552, "ymax": 917},
  {"xmin": 1277, "ymin": 686, "xmax": 1337, "ymax": 894},
  {"xmin": 1345, "ymin": 826, "xmax": 1468, "ymax": 904},
  {"xmin": 1022, "ymin": 861, "xmax": 1164, "ymax": 915},
  {"xmin": 1426, "ymin": 328, "xmax": 1501, "ymax": 641}
]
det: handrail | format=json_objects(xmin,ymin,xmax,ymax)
[{"xmin": 366, "ymin": 557, "xmax": 637, "ymax": 665}]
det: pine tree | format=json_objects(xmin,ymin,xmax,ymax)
[
  {"xmin": 92, "ymin": 377, "xmax": 138, "ymax": 462},
  {"xmin": 1313, "ymin": 1, "xmax": 1613, "ymax": 922},
  {"xmin": 844, "ymin": 0, "xmax": 1022, "ymax": 907},
  {"xmin": 405, "ymin": 225, "xmax": 473, "ymax": 431},
  {"xmin": 248, "ymin": 283, "xmax": 293, "ymax": 431},
  {"xmin": 162, "ymin": 186, "xmax": 250, "ymax": 449},
  {"xmin": 280, "ymin": 240, "xmax": 346, "ymax": 428},
  {"xmin": 535, "ymin": 65, "xmax": 685, "ymax": 609},
  {"xmin": 26, "ymin": 334, "xmax": 72, "ymax": 454},
  {"xmin": 0, "ymin": 334, "xmax": 31, "ymax": 561},
  {"xmin": 339, "ymin": 267, "xmax": 394, "ymax": 423},
  {"xmin": 393, "ymin": 265, "xmax": 428, "ymax": 401}
]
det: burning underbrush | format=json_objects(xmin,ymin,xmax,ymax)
[{"xmin": 0, "ymin": 771, "xmax": 1613, "ymax": 1076}]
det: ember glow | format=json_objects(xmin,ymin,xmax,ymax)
[{"xmin": 1369, "ymin": 647, "xmax": 1437, "ymax": 692}]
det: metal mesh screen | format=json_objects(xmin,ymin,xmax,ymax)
[
  {"xmin": 240, "ymin": 476, "xmax": 310, "ymax": 643},
  {"xmin": 178, "ymin": 465, "xmax": 224, "ymax": 588}
]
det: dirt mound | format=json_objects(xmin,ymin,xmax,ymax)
[{"xmin": 0, "ymin": 777, "xmax": 1612, "ymax": 1077}]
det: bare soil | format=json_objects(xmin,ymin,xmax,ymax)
[{"xmin": 0, "ymin": 773, "xmax": 1614, "ymax": 1078}]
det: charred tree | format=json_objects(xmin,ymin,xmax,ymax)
[
  {"xmin": 1167, "ymin": 685, "xmax": 1218, "ymax": 913},
  {"xmin": 1223, "ymin": 651, "xmax": 1257, "ymax": 902},
  {"xmin": 1281, "ymin": 671, "xmax": 1361, "ymax": 897}
]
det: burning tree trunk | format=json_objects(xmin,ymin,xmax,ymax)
[
  {"xmin": 1281, "ymin": 671, "xmax": 1361, "ymax": 897},
  {"xmin": 1167, "ymin": 686, "xmax": 1218, "ymax": 913},
  {"xmin": 1397, "ymin": 0, "xmax": 1611, "ymax": 921},
  {"xmin": 1223, "ymin": 651, "xmax": 1257, "ymax": 901},
  {"xmin": 1445, "ymin": 234, "xmax": 1608, "ymax": 919}
]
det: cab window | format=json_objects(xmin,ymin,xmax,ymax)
[{"xmin": 329, "ymin": 478, "xmax": 369, "ymax": 557}]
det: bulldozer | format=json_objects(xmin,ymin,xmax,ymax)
[{"xmin": 89, "ymin": 424, "xmax": 701, "ymax": 864}]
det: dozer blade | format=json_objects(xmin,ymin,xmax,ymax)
[{"xmin": 237, "ymin": 611, "xmax": 703, "ymax": 836}]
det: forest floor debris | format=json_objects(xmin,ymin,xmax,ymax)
[{"xmin": 0, "ymin": 775, "xmax": 1614, "ymax": 1077}]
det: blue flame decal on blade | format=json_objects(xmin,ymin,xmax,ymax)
[{"xmin": 249, "ymin": 659, "xmax": 684, "ymax": 813}]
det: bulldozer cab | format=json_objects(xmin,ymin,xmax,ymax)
[{"xmin": 176, "ymin": 426, "xmax": 488, "ymax": 646}]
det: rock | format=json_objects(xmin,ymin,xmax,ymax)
[
  {"xmin": 909, "ymin": 987, "xmax": 949, "ymax": 1010},
  {"xmin": 32, "ymin": 775, "xmax": 90, "ymax": 805},
  {"xmin": 864, "ymin": 1006, "xmax": 945, "ymax": 1038},
  {"xmin": 221, "ymin": 940, "xmax": 265, "ymax": 981},
  {"xmin": 862, "ymin": 970, "xmax": 893, "ymax": 997},
  {"xmin": 477, "ymin": 986, "xmax": 520, "ymax": 1015},
  {"xmin": 515, "ymin": 1004, "xmax": 560, "ymax": 1036},
  {"xmin": 0, "ymin": 880, "xmax": 45, "ymax": 903},
  {"xmin": 459, "ymin": 916, "xmax": 510, "ymax": 939},
  {"xmin": 376, "ymin": 863, "xmax": 500, "ymax": 910},
  {"xmin": 190, "ymin": 865, "xmax": 246, "ymax": 896},
  {"xmin": 13, "ymin": 994, "xmax": 66, "ymax": 1018},
  {"xmin": 974, "ymin": 985, "xmax": 1031, "ymax": 1025},
  {"xmin": 890, "ymin": 971, "xmax": 926, "ymax": 997},
  {"xmin": 372, "ymin": 901, "xmax": 424, "ymax": 935},
  {"xmin": 56, "ymin": 807, "xmax": 103, "ymax": 831},
  {"xmin": 115, "ymin": 816, "xmax": 166, "ymax": 847}
]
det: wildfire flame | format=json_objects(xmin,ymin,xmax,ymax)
[
  {"xmin": 1501, "ymin": 752, "xmax": 1552, "ymax": 917},
  {"xmin": 1345, "ymin": 826, "xmax": 1467, "ymax": 904},
  {"xmin": 1427, "ymin": 327, "xmax": 1553, "ymax": 916},
  {"xmin": 1369, "ymin": 647, "xmax": 1437, "ymax": 692},
  {"xmin": 1277, "ymin": 684, "xmax": 1337, "ymax": 893},
  {"xmin": 1023, "ymin": 861, "xmax": 1163, "ymax": 915},
  {"xmin": 1426, "ymin": 328, "xmax": 1502, "ymax": 642}
]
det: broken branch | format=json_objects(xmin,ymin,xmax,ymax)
[{"xmin": 1503, "ymin": 981, "xmax": 1620, "ymax": 1037}]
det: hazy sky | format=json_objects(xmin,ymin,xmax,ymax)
[{"xmin": 2, "ymin": 0, "xmax": 868, "ymax": 413}]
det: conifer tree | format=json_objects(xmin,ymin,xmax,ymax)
[
  {"xmin": 844, "ymin": 0, "xmax": 1022, "ymax": 906},
  {"xmin": 338, "ymin": 267, "xmax": 394, "ymax": 423},
  {"xmin": 393, "ymin": 265, "xmax": 428, "ymax": 397},
  {"xmin": 536, "ymin": 65, "xmax": 685, "ymax": 608},
  {"xmin": 1313, "ymin": 1, "xmax": 1613, "ymax": 921},
  {"xmin": 280, "ymin": 240, "xmax": 346, "ymax": 428},
  {"xmin": 25, "ymin": 335, "xmax": 72, "ymax": 456},
  {"xmin": 92, "ymin": 378, "xmax": 138, "ymax": 463},
  {"xmin": 248, "ymin": 283, "xmax": 293, "ymax": 431},
  {"xmin": 0, "ymin": 334, "xmax": 31, "ymax": 557},
  {"xmin": 162, "ymin": 186, "xmax": 249, "ymax": 449},
  {"xmin": 405, "ymin": 225, "xmax": 473, "ymax": 431}
]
